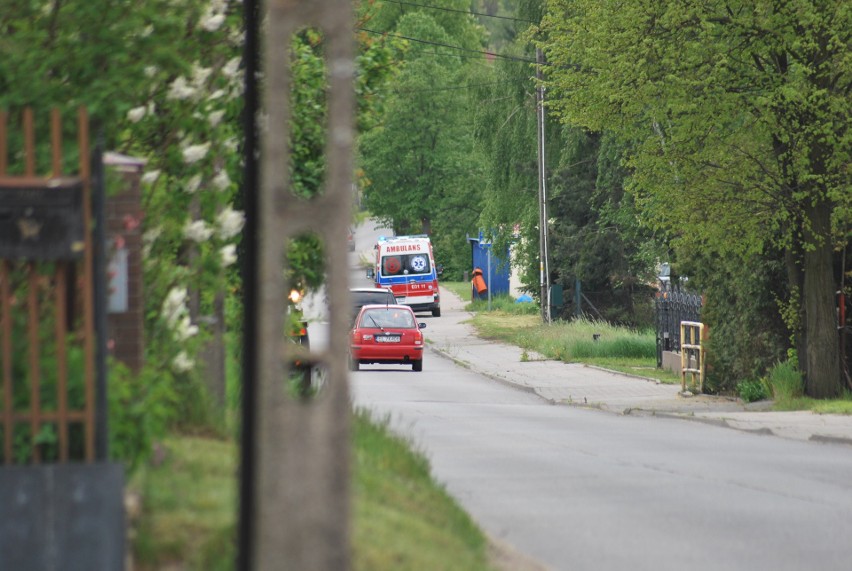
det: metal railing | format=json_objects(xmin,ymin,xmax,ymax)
[
  {"xmin": 680, "ymin": 321, "xmax": 705, "ymax": 393},
  {"xmin": 655, "ymin": 288, "xmax": 702, "ymax": 368},
  {"xmin": 0, "ymin": 107, "xmax": 97, "ymax": 464}
]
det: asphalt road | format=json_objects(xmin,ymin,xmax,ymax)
[
  {"xmin": 348, "ymin": 222, "xmax": 852, "ymax": 571},
  {"xmin": 351, "ymin": 349, "xmax": 852, "ymax": 571}
]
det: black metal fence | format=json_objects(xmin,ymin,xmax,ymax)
[{"xmin": 655, "ymin": 288, "xmax": 702, "ymax": 368}]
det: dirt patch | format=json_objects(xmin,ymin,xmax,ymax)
[{"xmin": 488, "ymin": 536, "xmax": 552, "ymax": 571}]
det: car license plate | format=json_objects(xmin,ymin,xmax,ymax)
[{"xmin": 376, "ymin": 335, "xmax": 401, "ymax": 343}]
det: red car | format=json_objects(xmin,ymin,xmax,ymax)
[{"xmin": 350, "ymin": 304, "xmax": 426, "ymax": 372}]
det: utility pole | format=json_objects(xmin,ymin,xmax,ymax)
[
  {"xmin": 487, "ymin": 245, "xmax": 492, "ymax": 312},
  {"xmin": 536, "ymin": 48, "xmax": 551, "ymax": 323}
]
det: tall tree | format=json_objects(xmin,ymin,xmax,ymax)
[
  {"xmin": 541, "ymin": 0, "xmax": 851, "ymax": 397},
  {"xmin": 547, "ymin": 130, "xmax": 658, "ymax": 325},
  {"xmin": 358, "ymin": 7, "xmax": 487, "ymax": 277},
  {"xmin": 470, "ymin": 4, "xmax": 553, "ymax": 296}
]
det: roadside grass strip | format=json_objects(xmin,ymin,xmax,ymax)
[{"xmin": 129, "ymin": 411, "xmax": 493, "ymax": 570}]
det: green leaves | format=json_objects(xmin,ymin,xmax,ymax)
[
  {"xmin": 358, "ymin": 3, "xmax": 487, "ymax": 276},
  {"xmin": 538, "ymin": 0, "xmax": 851, "ymax": 392},
  {"xmin": 540, "ymin": 0, "xmax": 851, "ymax": 255}
]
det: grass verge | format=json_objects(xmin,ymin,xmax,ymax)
[
  {"xmin": 131, "ymin": 436, "xmax": 237, "ymax": 571},
  {"xmin": 766, "ymin": 361, "xmax": 852, "ymax": 414},
  {"xmin": 129, "ymin": 410, "xmax": 493, "ymax": 570},
  {"xmin": 442, "ymin": 283, "xmax": 851, "ymax": 410},
  {"xmin": 441, "ymin": 281, "xmax": 678, "ymax": 383}
]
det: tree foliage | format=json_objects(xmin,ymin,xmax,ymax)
[
  {"xmin": 470, "ymin": 50, "xmax": 540, "ymax": 292},
  {"xmin": 540, "ymin": 0, "xmax": 851, "ymax": 396},
  {"xmin": 358, "ymin": 2, "xmax": 488, "ymax": 278},
  {"xmin": 0, "ymin": 0, "xmax": 400, "ymax": 467}
]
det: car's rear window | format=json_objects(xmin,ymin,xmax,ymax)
[
  {"xmin": 359, "ymin": 308, "xmax": 416, "ymax": 329},
  {"xmin": 352, "ymin": 291, "xmax": 395, "ymax": 306}
]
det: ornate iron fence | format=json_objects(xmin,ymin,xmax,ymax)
[{"xmin": 655, "ymin": 288, "xmax": 702, "ymax": 368}]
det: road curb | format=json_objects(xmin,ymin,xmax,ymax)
[
  {"xmin": 808, "ymin": 434, "xmax": 852, "ymax": 446},
  {"xmin": 429, "ymin": 346, "xmax": 551, "ymax": 400}
]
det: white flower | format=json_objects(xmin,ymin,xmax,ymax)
[
  {"xmin": 191, "ymin": 64, "xmax": 213, "ymax": 88},
  {"xmin": 182, "ymin": 142, "xmax": 210, "ymax": 164},
  {"xmin": 142, "ymin": 227, "xmax": 161, "ymax": 259},
  {"xmin": 185, "ymin": 174, "xmax": 202, "ymax": 194},
  {"xmin": 222, "ymin": 57, "xmax": 241, "ymax": 79},
  {"xmin": 141, "ymin": 169, "xmax": 161, "ymax": 185},
  {"xmin": 184, "ymin": 219, "xmax": 214, "ymax": 243},
  {"xmin": 223, "ymin": 137, "xmax": 238, "ymax": 152},
  {"xmin": 162, "ymin": 287, "xmax": 188, "ymax": 326},
  {"xmin": 127, "ymin": 106, "xmax": 147, "ymax": 123},
  {"xmin": 147, "ymin": 102, "xmax": 156, "ymax": 116},
  {"xmin": 220, "ymin": 244, "xmax": 238, "ymax": 267},
  {"xmin": 143, "ymin": 226, "xmax": 162, "ymax": 244},
  {"xmin": 174, "ymin": 315, "xmax": 199, "ymax": 341},
  {"xmin": 172, "ymin": 351, "xmax": 195, "ymax": 373},
  {"xmin": 216, "ymin": 207, "xmax": 245, "ymax": 239},
  {"xmin": 229, "ymin": 29, "xmax": 245, "ymax": 45},
  {"xmin": 208, "ymin": 89, "xmax": 226, "ymax": 101},
  {"xmin": 140, "ymin": 24, "xmax": 154, "ymax": 38},
  {"xmin": 229, "ymin": 84, "xmax": 244, "ymax": 101},
  {"xmin": 144, "ymin": 66, "xmax": 158, "ymax": 78},
  {"xmin": 208, "ymin": 109, "xmax": 225, "ymax": 128},
  {"xmin": 167, "ymin": 76, "xmax": 197, "ymax": 101},
  {"xmin": 212, "ymin": 169, "xmax": 231, "ymax": 191},
  {"xmin": 201, "ymin": 13, "xmax": 225, "ymax": 32}
]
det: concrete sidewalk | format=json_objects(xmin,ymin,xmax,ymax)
[{"xmin": 427, "ymin": 286, "xmax": 852, "ymax": 446}]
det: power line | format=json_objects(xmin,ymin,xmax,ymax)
[
  {"xmin": 397, "ymin": 48, "xmax": 531, "ymax": 64},
  {"xmin": 358, "ymin": 27, "xmax": 540, "ymax": 64},
  {"xmin": 375, "ymin": 80, "xmax": 516, "ymax": 94},
  {"xmin": 378, "ymin": 0, "xmax": 537, "ymax": 24}
]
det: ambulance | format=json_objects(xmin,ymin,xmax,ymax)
[{"xmin": 366, "ymin": 235, "xmax": 441, "ymax": 317}]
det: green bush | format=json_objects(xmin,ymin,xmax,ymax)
[
  {"xmin": 736, "ymin": 379, "xmax": 770, "ymax": 403},
  {"xmin": 683, "ymin": 249, "xmax": 788, "ymax": 394},
  {"xmin": 108, "ymin": 359, "xmax": 178, "ymax": 473}
]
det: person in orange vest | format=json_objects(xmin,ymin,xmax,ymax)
[{"xmin": 471, "ymin": 267, "xmax": 487, "ymax": 300}]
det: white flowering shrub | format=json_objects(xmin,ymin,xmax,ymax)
[
  {"xmin": 104, "ymin": 0, "xmax": 250, "ymax": 427},
  {"xmin": 1, "ymin": 0, "xmax": 398, "ymax": 445}
]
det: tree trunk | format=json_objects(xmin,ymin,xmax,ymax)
[{"xmin": 802, "ymin": 200, "xmax": 841, "ymax": 398}]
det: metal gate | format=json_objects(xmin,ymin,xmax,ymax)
[
  {"xmin": 0, "ymin": 108, "xmax": 97, "ymax": 463},
  {"xmin": 655, "ymin": 287, "xmax": 703, "ymax": 368},
  {"xmin": 0, "ymin": 107, "xmax": 123, "ymax": 571}
]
